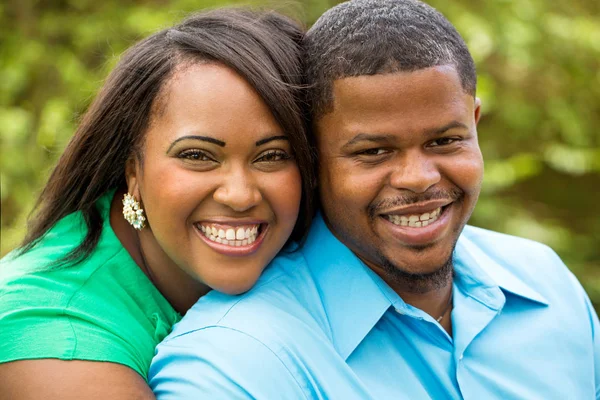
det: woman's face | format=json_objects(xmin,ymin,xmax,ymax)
[{"xmin": 128, "ymin": 63, "xmax": 302, "ymax": 295}]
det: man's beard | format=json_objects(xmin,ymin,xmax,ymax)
[
  {"xmin": 379, "ymin": 249, "xmax": 454, "ymax": 294},
  {"xmin": 369, "ymin": 188, "xmax": 464, "ymax": 294}
]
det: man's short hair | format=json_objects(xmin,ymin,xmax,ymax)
[{"xmin": 304, "ymin": 0, "xmax": 477, "ymax": 120}]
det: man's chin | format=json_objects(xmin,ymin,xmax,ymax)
[{"xmin": 380, "ymin": 253, "xmax": 454, "ymax": 294}]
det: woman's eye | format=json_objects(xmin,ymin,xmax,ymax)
[
  {"xmin": 177, "ymin": 149, "xmax": 214, "ymax": 162},
  {"xmin": 357, "ymin": 148, "xmax": 389, "ymax": 156},
  {"xmin": 255, "ymin": 150, "xmax": 291, "ymax": 163},
  {"xmin": 429, "ymin": 137, "xmax": 458, "ymax": 147}
]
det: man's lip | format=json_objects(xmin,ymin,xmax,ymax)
[
  {"xmin": 379, "ymin": 200, "xmax": 453, "ymax": 216},
  {"xmin": 379, "ymin": 203, "xmax": 453, "ymax": 245}
]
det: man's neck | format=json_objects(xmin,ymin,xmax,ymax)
[
  {"xmin": 368, "ymin": 261, "xmax": 454, "ymax": 335},
  {"xmin": 398, "ymin": 281, "xmax": 453, "ymax": 334}
]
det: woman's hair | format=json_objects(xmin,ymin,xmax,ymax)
[{"xmin": 21, "ymin": 8, "xmax": 315, "ymax": 266}]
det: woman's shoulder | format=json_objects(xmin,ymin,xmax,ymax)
[{"xmin": 0, "ymin": 209, "xmax": 179, "ymax": 378}]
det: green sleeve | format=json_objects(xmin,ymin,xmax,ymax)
[
  {"xmin": 0, "ymin": 265, "xmax": 148, "ymax": 378},
  {"xmin": 0, "ymin": 192, "xmax": 179, "ymax": 380}
]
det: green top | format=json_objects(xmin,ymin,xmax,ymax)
[{"xmin": 0, "ymin": 191, "xmax": 180, "ymax": 380}]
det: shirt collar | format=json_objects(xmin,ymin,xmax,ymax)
[
  {"xmin": 300, "ymin": 216, "xmax": 548, "ymax": 360},
  {"xmin": 301, "ymin": 213, "xmax": 395, "ymax": 360},
  {"xmin": 454, "ymin": 226, "xmax": 549, "ymax": 307}
]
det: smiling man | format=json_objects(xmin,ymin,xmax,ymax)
[
  {"xmin": 316, "ymin": 64, "xmax": 483, "ymax": 314},
  {"xmin": 149, "ymin": 1, "xmax": 600, "ymax": 398}
]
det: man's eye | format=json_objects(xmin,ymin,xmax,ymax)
[
  {"xmin": 177, "ymin": 149, "xmax": 214, "ymax": 161},
  {"xmin": 429, "ymin": 137, "xmax": 458, "ymax": 147},
  {"xmin": 255, "ymin": 150, "xmax": 291, "ymax": 163},
  {"xmin": 357, "ymin": 148, "xmax": 389, "ymax": 156}
]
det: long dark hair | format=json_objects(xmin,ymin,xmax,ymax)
[{"xmin": 20, "ymin": 8, "xmax": 315, "ymax": 266}]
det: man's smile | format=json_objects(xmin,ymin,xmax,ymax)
[
  {"xmin": 384, "ymin": 206, "xmax": 442, "ymax": 227},
  {"xmin": 378, "ymin": 202, "xmax": 454, "ymax": 246}
]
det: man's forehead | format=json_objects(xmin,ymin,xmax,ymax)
[
  {"xmin": 330, "ymin": 65, "xmax": 462, "ymax": 101},
  {"xmin": 312, "ymin": 71, "xmax": 477, "ymax": 148},
  {"xmin": 323, "ymin": 67, "xmax": 470, "ymax": 118}
]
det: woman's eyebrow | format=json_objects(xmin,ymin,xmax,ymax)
[
  {"xmin": 255, "ymin": 135, "xmax": 288, "ymax": 147},
  {"xmin": 167, "ymin": 135, "xmax": 226, "ymax": 152}
]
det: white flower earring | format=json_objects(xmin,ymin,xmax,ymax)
[{"xmin": 122, "ymin": 193, "xmax": 146, "ymax": 230}]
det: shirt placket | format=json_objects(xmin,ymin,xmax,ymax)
[{"xmin": 451, "ymin": 282, "xmax": 505, "ymax": 400}]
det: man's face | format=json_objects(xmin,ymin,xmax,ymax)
[{"xmin": 316, "ymin": 65, "xmax": 483, "ymax": 291}]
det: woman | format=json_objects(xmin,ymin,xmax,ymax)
[{"xmin": 0, "ymin": 8, "xmax": 314, "ymax": 399}]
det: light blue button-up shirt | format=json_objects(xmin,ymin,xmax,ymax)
[{"xmin": 150, "ymin": 214, "xmax": 600, "ymax": 399}]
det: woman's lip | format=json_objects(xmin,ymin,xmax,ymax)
[
  {"xmin": 194, "ymin": 223, "xmax": 268, "ymax": 257},
  {"xmin": 196, "ymin": 218, "xmax": 266, "ymax": 226},
  {"xmin": 379, "ymin": 203, "xmax": 452, "ymax": 246}
]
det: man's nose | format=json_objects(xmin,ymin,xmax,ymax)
[
  {"xmin": 213, "ymin": 166, "xmax": 262, "ymax": 212},
  {"xmin": 389, "ymin": 150, "xmax": 441, "ymax": 193}
]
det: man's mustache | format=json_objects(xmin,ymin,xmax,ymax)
[{"xmin": 368, "ymin": 188, "xmax": 463, "ymax": 218}]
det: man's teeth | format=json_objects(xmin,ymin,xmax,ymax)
[
  {"xmin": 199, "ymin": 224, "xmax": 260, "ymax": 246},
  {"xmin": 386, "ymin": 207, "xmax": 442, "ymax": 227}
]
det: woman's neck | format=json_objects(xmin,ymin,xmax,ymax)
[{"xmin": 109, "ymin": 188, "xmax": 210, "ymax": 314}]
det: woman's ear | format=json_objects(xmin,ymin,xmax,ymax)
[{"xmin": 125, "ymin": 156, "xmax": 141, "ymax": 198}]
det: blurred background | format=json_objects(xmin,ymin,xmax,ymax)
[{"xmin": 1, "ymin": 0, "xmax": 599, "ymax": 310}]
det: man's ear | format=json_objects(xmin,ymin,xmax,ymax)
[
  {"xmin": 474, "ymin": 97, "xmax": 482, "ymax": 125},
  {"xmin": 125, "ymin": 157, "xmax": 141, "ymax": 198}
]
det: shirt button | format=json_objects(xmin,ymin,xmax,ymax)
[{"xmin": 459, "ymin": 354, "xmax": 464, "ymax": 361}]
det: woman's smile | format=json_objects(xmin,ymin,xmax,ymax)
[{"xmin": 194, "ymin": 220, "xmax": 268, "ymax": 256}]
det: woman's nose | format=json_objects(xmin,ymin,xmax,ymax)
[{"xmin": 212, "ymin": 167, "xmax": 262, "ymax": 212}]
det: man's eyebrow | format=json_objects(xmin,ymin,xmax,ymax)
[
  {"xmin": 167, "ymin": 135, "xmax": 226, "ymax": 152},
  {"xmin": 342, "ymin": 133, "xmax": 396, "ymax": 150},
  {"xmin": 255, "ymin": 135, "xmax": 288, "ymax": 147},
  {"xmin": 424, "ymin": 121, "xmax": 469, "ymax": 137},
  {"xmin": 342, "ymin": 122, "xmax": 470, "ymax": 149}
]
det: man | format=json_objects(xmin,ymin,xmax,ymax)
[{"xmin": 149, "ymin": 1, "xmax": 600, "ymax": 398}]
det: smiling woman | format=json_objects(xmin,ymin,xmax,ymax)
[
  {"xmin": 128, "ymin": 62, "xmax": 303, "ymax": 297},
  {"xmin": 0, "ymin": 8, "xmax": 314, "ymax": 399}
]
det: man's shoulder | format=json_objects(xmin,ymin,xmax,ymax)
[
  {"xmin": 460, "ymin": 225, "xmax": 579, "ymax": 297},
  {"xmin": 165, "ymin": 248, "xmax": 327, "ymax": 345},
  {"xmin": 151, "ymin": 248, "xmax": 337, "ymax": 396},
  {"xmin": 461, "ymin": 225, "xmax": 563, "ymax": 265},
  {"xmin": 462, "ymin": 225, "xmax": 556, "ymax": 255}
]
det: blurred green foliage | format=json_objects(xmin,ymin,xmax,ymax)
[{"xmin": 1, "ymin": 0, "xmax": 599, "ymax": 310}]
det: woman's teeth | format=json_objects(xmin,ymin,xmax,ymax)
[
  {"xmin": 385, "ymin": 207, "xmax": 442, "ymax": 227},
  {"xmin": 199, "ymin": 224, "xmax": 260, "ymax": 246}
]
